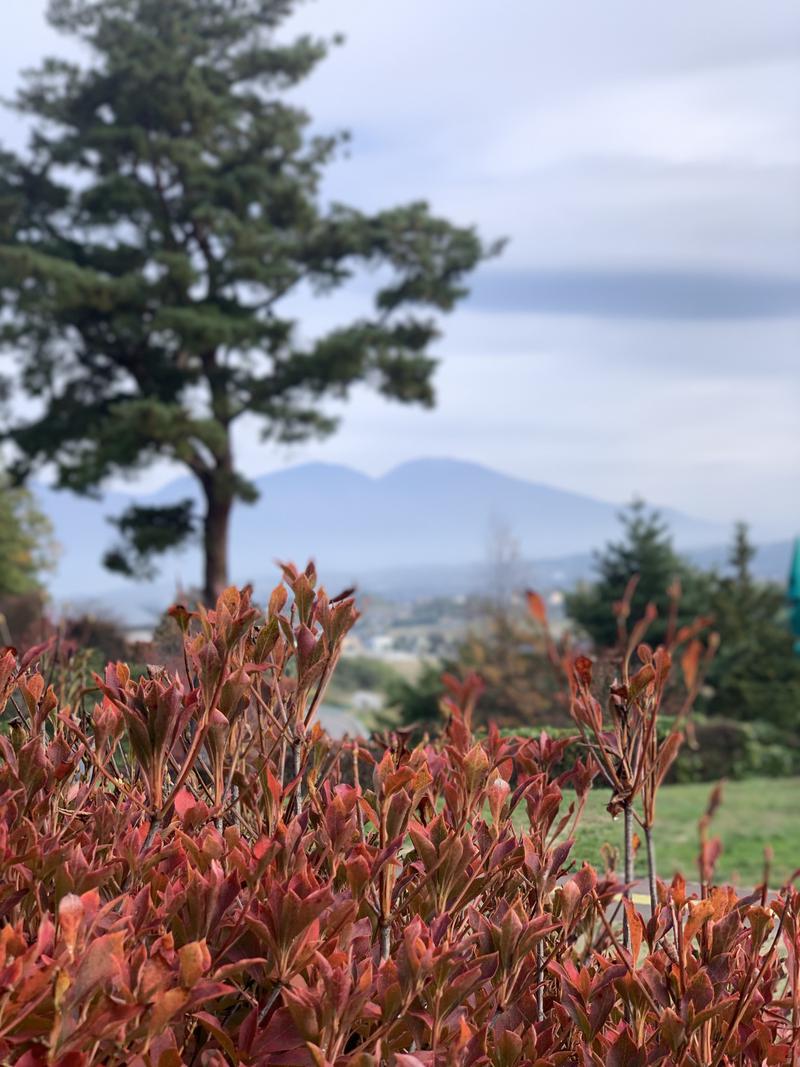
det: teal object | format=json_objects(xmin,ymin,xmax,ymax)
[{"xmin": 789, "ymin": 538, "xmax": 800, "ymax": 653}]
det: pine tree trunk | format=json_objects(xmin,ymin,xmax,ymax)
[{"xmin": 203, "ymin": 481, "xmax": 233, "ymax": 606}]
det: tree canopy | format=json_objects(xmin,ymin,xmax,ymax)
[{"xmin": 0, "ymin": 0, "xmax": 500, "ymax": 602}]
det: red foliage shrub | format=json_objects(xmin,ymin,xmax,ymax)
[{"xmin": 0, "ymin": 566, "xmax": 797, "ymax": 1065}]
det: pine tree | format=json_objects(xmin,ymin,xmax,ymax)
[
  {"xmin": 0, "ymin": 0, "xmax": 500, "ymax": 603},
  {"xmin": 703, "ymin": 523, "xmax": 800, "ymax": 730},
  {"xmin": 566, "ymin": 499, "xmax": 710, "ymax": 649}
]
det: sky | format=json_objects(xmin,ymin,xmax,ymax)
[{"xmin": 1, "ymin": 1, "xmax": 799, "ymax": 539}]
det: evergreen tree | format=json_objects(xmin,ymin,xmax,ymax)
[
  {"xmin": 703, "ymin": 523, "xmax": 800, "ymax": 730},
  {"xmin": 0, "ymin": 0, "xmax": 500, "ymax": 603},
  {"xmin": 566, "ymin": 499, "xmax": 710, "ymax": 649}
]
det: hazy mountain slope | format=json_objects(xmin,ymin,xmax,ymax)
[{"xmin": 33, "ymin": 457, "xmax": 738, "ymax": 617}]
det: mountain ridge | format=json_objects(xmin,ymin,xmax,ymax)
[
  {"xmin": 116, "ymin": 456, "xmax": 643, "ymax": 508},
  {"xmin": 32, "ymin": 456, "xmax": 741, "ymax": 615}
]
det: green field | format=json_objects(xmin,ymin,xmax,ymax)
[{"xmin": 517, "ymin": 777, "xmax": 799, "ymax": 888}]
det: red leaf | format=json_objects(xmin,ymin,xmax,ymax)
[{"xmin": 574, "ymin": 655, "xmax": 593, "ymax": 689}]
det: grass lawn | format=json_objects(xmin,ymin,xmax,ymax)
[{"xmin": 520, "ymin": 777, "xmax": 799, "ymax": 888}]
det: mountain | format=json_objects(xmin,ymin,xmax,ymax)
[{"xmin": 33, "ymin": 457, "xmax": 749, "ymax": 620}]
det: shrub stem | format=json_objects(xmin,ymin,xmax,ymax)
[
  {"xmin": 293, "ymin": 736, "xmax": 303, "ymax": 797},
  {"xmin": 622, "ymin": 800, "xmax": 634, "ymax": 950},
  {"xmin": 379, "ymin": 918, "xmax": 390, "ymax": 962},
  {"xmin": 645, "ymin": 823, "xmax": 657, "ymax": 913},
  {"xmin": 536, "ymin": 940, "xmax": 544, "ymax": 1022}
]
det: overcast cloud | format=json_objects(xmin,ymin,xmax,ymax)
[{"xmin": 1, "ymin": 1, "xmax": 798, "ymax": 538}]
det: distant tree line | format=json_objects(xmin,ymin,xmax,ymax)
[
  {"xmin": 568, "ymin": 503, "xmax": 800, "ymax": 731},
  {"xmin": 389, "ymin": 503, "xmax": 800, "ymax": 752}
]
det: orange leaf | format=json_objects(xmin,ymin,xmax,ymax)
[
  {"xmin": 148, "ymin": 987, "xmax": 189, "ymax": 1039},
  {"xmin": 623, "ymin": 898, "xmax": 645, "ymax": 965},
  {"xmin": 681, "ymin": 639, "xmax": 702, "ymax": 691},
  {"xmin": 179, "ymin": 940, "xmax": 211, "ymax": 988},
  {"xmin": 525, "ymin": 589, "xmax": 547, "ymax": 625},
  {"xmin": 71, "ymin": 932, "xmax": 125, "ymax": 1002},
  {"xmin": 683, "ymin": 899, "xmax": 714, "ymax": 945}
]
